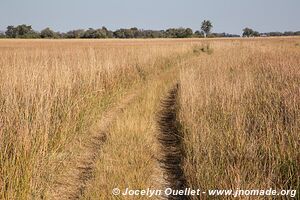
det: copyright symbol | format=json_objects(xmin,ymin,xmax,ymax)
[{"xmin": 112, "ymin": 188, "xmax": 120, "ymax": 195}]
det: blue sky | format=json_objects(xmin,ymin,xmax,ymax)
[{"xmin": 0, "ymin": 0, "xmax": 299, "ymax": 34}]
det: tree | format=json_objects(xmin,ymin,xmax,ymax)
[
  {"xmin": 41, "ymin": 27, "xmax": 56, "ymax": 38},
  {"xmin": 65, "ymin": 29, "xmax": 85, "ymax": 38},
  {"xmin": 142, "ymin": 30, "xmax": 164, "ymax": 38},
  {"xmin": 242, "ymin": 27, "xmax": 253, "ymax": 37},
  {"xmin": 283, "ymin": 31, "xmax": 294, "ymax": 36},
  {"xmin": 266, "ymin": 32, "xmax": 283, "ymax": 37},
  {"xmin": 184, "ymin": 28, "xmax": 193, "ymax": 38},
  {"xmin": 165, "ymin": 28, "xmax": 177, "ymax": 38},
  {"xmin": 0, "ymin": 31, "xmax": 5, "ymax": 38},
  {"xmin": 5, "ymin": 24, "xmax": 39, "ymax": 38},
  {"xmin": 113, "ymin": 28, "xmax": 137, "ymax": 38},
  {"xmin": 164, "ymin": 28, "xmax": 194, "ymax": 38},
  {"xmin": 15, "ymin": 24, "xmax": 33, "ymax": 37},
  {"xmin": 242, "ymin": 27, "xmax": 260, "ymax": 37},
  {"xmin": 24, "ymin": 30, "xmax": 40, "ymax": 38},
  {"xmin": 98, "ymin": 28, "xmax": 108, "ymax": 38},
  {"xmin": 5, "ymin": 26, "xmax": 16, "ymax": 38},
  {"xmin": 194, "ymin": 30, "xmax": 204, "ymax": 38},
  {"xmin": 82, "ymin": 28, "xmax": 107, "ymax": 38},
  {"xmin": 102, "ymin": 26, "xmax": 114, "ymax": 38},
  {"xmin": 201, "ymin": 20, "xmax": 213, "ymax": 37},
  {"xmin": 114, "ymin": 29, "xmax": 126, "ymax": 38},
  {"xmin": 82, "ymin": 28, "xmax": 96, "ymax": 38}
]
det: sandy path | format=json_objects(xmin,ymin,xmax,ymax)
[
  {"xmin": 48, "ymin": 91, "xmax": 140, "ymax": 199},
  {"xmin": 48, "ymin": 52, "xmax": 197, "ymax": 200}
]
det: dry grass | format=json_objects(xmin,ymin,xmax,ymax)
[
  {"xmin": 180, "ymin": 38, "xmax": 300, "ymax": 199},
  {"xmin": 81, "ymin": 51, "xmax": 188, "ymax": 200},
  {"xmin": 0, "ymin": 38, "xmax": 299, "ymax": 200},
  {"xmin": 0, "ymin": 39, "xmax": 193, "ymax": 199}
]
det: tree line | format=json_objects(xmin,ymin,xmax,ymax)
[
  {"xmin": 0, "ymin": 21, "xmax": 299, "ymax": 39},
  {"xmin": 242, "ymin": 27, "xmax": 300, "ymax": 37}
]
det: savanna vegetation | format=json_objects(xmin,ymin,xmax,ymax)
[
  {"xmin": 0, "ymin": 39, "xmax": 193, "ymax": 199},
  {"xmin": 2, "ymin": 23, "xmax": 300, "ymax": 39},
  {"xmin": 180, "ymin": 38, "xmax": 300, "ymax": 199},
  {"xmin": 0, "ymin": 37, "xmax": 299, "ymax": 200}
]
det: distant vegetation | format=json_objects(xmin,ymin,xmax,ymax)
[
  {"xmin": 201, "ymin": 20, "xmax": 213, "ymax": 37},
  {"xmin": 242, "ymin": 27, "xmax": 260, "ymax": 37},
  {"xmin": 2, "ymin": 23, "xmax": 233, "ymax": 39},
  {"xmin": 0, "ymin": 35, "xmax": 299, "ymax": 199},
  {"xmin": 1, "ymin": 21, "xmax": 300, "ymax": 39}
]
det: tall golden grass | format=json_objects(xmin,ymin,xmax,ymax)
[
  {"xmin": 0, "ymin": 38, "xmax": 299, "ymax": 200},
  {"xmin": 81, "ymin": 51, "xmax": 186, "ymax": 200},
  {"xmin": 180, "ymin": 38, "xmax": 300, "ymax": 199},
  {"xmin": 0, "ymin": 39, "xmax": 192, "ymax": 199}
]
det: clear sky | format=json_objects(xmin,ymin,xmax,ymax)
[{"xmin": 0, "ymin": 0, "xmax": 299, "ymax": 34}]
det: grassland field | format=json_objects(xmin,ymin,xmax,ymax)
[{"xmin": 0, "ymin": 37, "xmax": 299, "ymax": 199}]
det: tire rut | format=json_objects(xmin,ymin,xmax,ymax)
[
  {"xmin": 49, "ymin": 92, "xmax": 138, "ymax": 200},
  {"xmin": 157, "ymin": 83, "xmax": 189, "ymax": 200}
]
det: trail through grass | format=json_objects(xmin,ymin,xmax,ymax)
[{"xmin": 80, "ymin": 53, "xmax": 192, "ymax": 200}]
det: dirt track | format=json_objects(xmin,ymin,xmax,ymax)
[
  {"xmin": 48, "ymin": 52, "xmax": 196, "ymax": 200},
  {"xmin": 49, "ymin": 91, "xmax": 140, "ymax": 199},
  {"xmin": 157, "ymin": 84, "xmax": 189, "ymax": 200}
]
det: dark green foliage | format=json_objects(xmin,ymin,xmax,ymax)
[
  {"xmin": 201, "ymin": 20, "xmax": 213, "ymax": 37},
  {"xmin": 81, "ymin": 27, "xmax": 113, "ymax": 38},
  {"xmin": 210, "ymin": 32, "xmax": 240, "ymax": 37},
  {"xmin": 0, "ymin": 31, "xmax": 5, "ymax": 38},
  {"xmin": 142, "ymin": 30, "xmax": 165, "ymax": 38},
  {"xmin": 194, "ymin": 30, "xmax": 204, "ymax": 38},
  {"xmin": 113, "ymin": 27, "xmax": 193, "ymax": 38},
  {"xmin": 260, "ymin": 31, "xmax": 300, "ymax": 37},
  {"xmin": 65, "ymin": 29, "xmax": 85, "ymax": 38},
  {"xmin": 41, "ymin": 28, "xmax": 57, "ymax": 38},
  {"xmin": 82, "ymin": 28, "xmax": 105, "ymax": 38},
  {"xmin": 5, "ymin": 24, "xmax": 40, "ymax": 38},
  {"xmin": 165, "ymin": 28, "xmax": 194, "ymax": 38},
  {"xmin": 3, "ymin": 24, "xmax": 300, "ymax": 39},
  {"xmin": 113, "ymin": 28, "xmax": 135, "ymax": 38},
  {"xmin": 5, "ymin": 26, "xmax": 16, "ymax": 38},
  {"xmin": 242, "ymin": 27, "xmax": 260, "ymax": 37}
]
